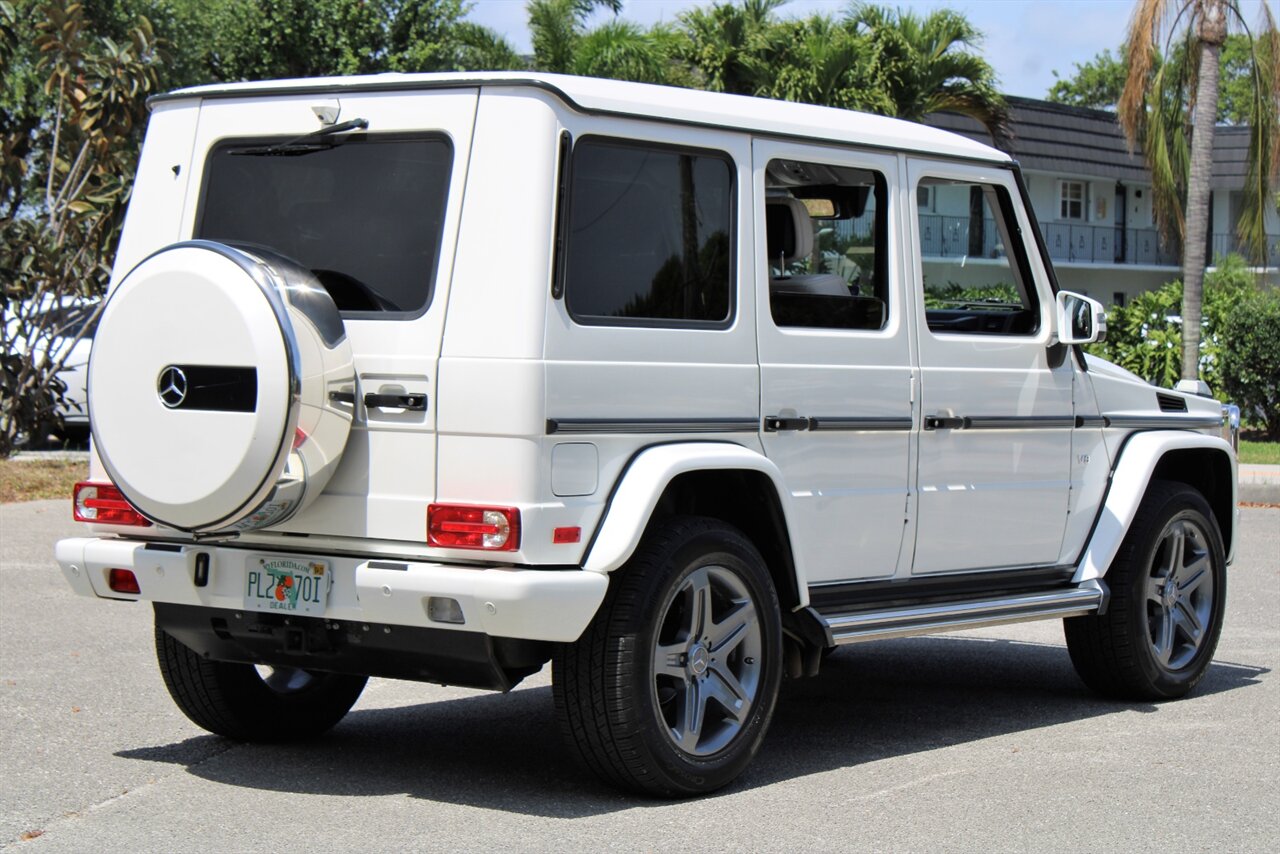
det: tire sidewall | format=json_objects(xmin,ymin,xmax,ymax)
[{"xmin": 624, "ymin": 521, "xmax": 784, "ymax": 794}]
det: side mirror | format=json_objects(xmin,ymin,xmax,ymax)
[{"xmin": 1055, "ymin": 291, "xmax": 1106, "ymax": 345}]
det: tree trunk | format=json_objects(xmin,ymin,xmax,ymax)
[{"xmin": 1180, "ymin": 4, "xmax": 1225, "ymax": 382}]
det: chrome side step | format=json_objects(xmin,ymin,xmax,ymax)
[{"xmin": 821, "ymin": 584, "xmax": 1104, "ymax": 646}]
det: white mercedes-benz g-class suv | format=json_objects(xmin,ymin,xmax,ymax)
[{"xmin": 56, "ymin": 72, "xmax": 1237, "ymax": 798}]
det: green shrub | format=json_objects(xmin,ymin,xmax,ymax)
[
  {"xmin": 1086, "ymin": 254, "xmax": 1253, "ymax": 394},
  {"xmin": 1218, "ymin": 288, "xmax": 1280, "ymax": 439},
  {"xmin": 923, "ymin": 284, "xmax": 1022, "ymax": 307}
]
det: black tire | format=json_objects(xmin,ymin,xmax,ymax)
[
  {"xmin": 155, "ymin": 626, "xmax": 367, "ymax": 741},
  {"xmin": 1064, "ymin": 480, "xmax": 1226, "ymax": 700},
  {"xmin": 553, "ymin": 516, "xmax": 784, "ymax": 798}
]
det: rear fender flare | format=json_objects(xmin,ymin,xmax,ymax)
[{"xmin": 582, "ymin": 443, "xmax": 807, "ymax": 595}]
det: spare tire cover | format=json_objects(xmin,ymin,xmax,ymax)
[{"xmin": 89, "ymin": 241, "xmax": 355, "ymax": 532}]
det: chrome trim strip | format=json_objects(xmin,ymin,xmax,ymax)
[
  {"xmin": 962, "ymin": 415, "xmax": 1076, "ymax": 430},
  {"xmin": 546, "ymin": 418, "xmax": 759, "ymax": 435},
  {"xmin": 1103, "ymin": 415, "xmax": 1223, "ymax": 430},
  {"xmin": 807, "ymin": 416, "xmax": 913, "ymax": 432},
  {"xmin": 824, "ymin": 587, "xmax": 1103, "ymax": 645}
]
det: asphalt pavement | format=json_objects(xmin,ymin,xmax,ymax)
[{"xmin": 1, "ymin": 500, "xmax": 1277, "ymax": 852}]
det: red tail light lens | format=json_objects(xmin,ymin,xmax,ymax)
[
  {"xmin": 107, "ymin": 568, "xmax": 141, "ymax": 595},
  {"xmin": 427, "ymin": 504, "xmax": 520, "ymax": 551},
  {"xmin": 73, "ymin": 482, "xmax": 151, "ymax": 527}
]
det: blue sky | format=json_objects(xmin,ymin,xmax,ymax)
[{"xmin": 464, "ymin": 0, "xmax": 1273, "ymax": 100}]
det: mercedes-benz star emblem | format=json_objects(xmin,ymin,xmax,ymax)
[{"xmin": 157, "ymin": 366, "xmax": 188, "ymax": 409}]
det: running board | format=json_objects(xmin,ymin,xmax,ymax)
[{"xmin": 820, "ymin": 585, "xmax": 1104, "ymax": 646}]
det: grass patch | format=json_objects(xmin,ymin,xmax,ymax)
[
  {"xmin": 1238, "ymin": 439, "xmax": 1280, "ymax": 466},
  {"xmin": 0, "ymin": 458, "xmax": 87, "ymax": 504}
]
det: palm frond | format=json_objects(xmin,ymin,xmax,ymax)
[{"xmin": 1120, "ymin": 0, "xmax": 1170, "ymax": 151}]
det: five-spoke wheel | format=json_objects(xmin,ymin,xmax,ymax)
[
  {"xmin": 652, "ymin": 565, "xmax": 765, "ymax": 757},
  {"xmin": 1144, "ymin": 518, "xmax": 1215, "ymax": 671}
]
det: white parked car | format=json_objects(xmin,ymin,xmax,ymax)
[
  {"xmin": 4, "ymin": 297, "xmax": 98, "ymax": 438},
  {"xmin": 56, "ymin": 73, "xmax": 1237, "ymax": 797}
]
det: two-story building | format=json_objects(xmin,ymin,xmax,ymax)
[{"xmin": 926, "ymin": 97, "xmax": 1280, "ymax": 305}]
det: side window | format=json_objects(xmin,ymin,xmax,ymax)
[
  {"xmin": 765, "ymin": 160, "xmax": 888, "ymax": 331},
  {"xmin": 916, "ymin": 177, "xmax": 1040, "ymax": 336},
  {"xmin": 562, "ymin": 138, "xmax": 733, "ymax": 326}
]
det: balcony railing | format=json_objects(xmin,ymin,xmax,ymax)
[
  {"xmin": 915, "ymin": 215, "xmax": 1182, "ymax": 266},
  {"xmin": 1038, "ymin": 222, "xmax": 1181, "ymax": 266},
  {"xmin": 833, "ymin": 213, "xmax": 1277, "ymax": 268},
  {"xmin": 1212, "ymin": 233, "xmax": 1280, "ymax": 267}
]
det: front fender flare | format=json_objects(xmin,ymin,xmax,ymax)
[
  {"xmin": 582, "ymin": 443, "xmax": 806, "ymax": 588},
  {"xmin": 1074, "ymin": 431, "xmax": 1237, "ymax": 583}
]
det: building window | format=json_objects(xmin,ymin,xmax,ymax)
[
  {"xmin": 1060, "ymin": 181, "xmax": 1085, "ymax": 221},
  {"xmin": 916, "ymin": 185, "xmax": 933, "ymax": 212}
]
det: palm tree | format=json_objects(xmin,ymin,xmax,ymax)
[
  {"xmin": 752, "ymin": 15, "xmax": 889, "ymax": 112},
  {"xmin": 1119, "ymin": 0, "xmax": 1278, "ymax": 382},
  {"xmin": 527, "ymin": 0, "xmax": 682, "ymax": 85},
  {"xmin": 677, "ymin": 0, "xmax": 787, "ymax": 95},
  {"xmin": 845, "ymin": 4, "xmax": 1010, "ymax": 147}
]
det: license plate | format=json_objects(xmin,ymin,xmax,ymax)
[{"xmin": 244, "ymin": 556, "xmax": 330, "ymax": 616}]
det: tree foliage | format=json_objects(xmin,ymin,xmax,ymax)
[
  {"xmin": 1, "ymin": 0, "xmax": 164, "ymax": 455},
  {"xmin": 1218, "ymin": 285, "xmax": 1280, "ymax": 439},
  {"xmin": 1048, "ymin": 36, "xmax": 1262, "ymax": 123},
  {"xmin": 196, "ymin": 0, "xmax": 520, "ymax": 80},
  {"xmin": 1048, "ymin": 48, "xmax": 1129, "ymax": 109},
  {"xmin": 1085, "ymin": 254, "xmax": 1253, "ymax": 395},
  {"xmin": 847, "ymin": 4, "xmax": 1009, "ymax": 145}
]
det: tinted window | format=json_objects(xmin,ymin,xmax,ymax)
[
  {"xmin": 198, "ymin": 136, "xmax": 452, "ymax": 315},
  {"xmin": 563, "ymin": 139, "xmax": 733, "ymax": 325}
]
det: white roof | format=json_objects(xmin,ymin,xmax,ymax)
[{"xmin": 161, "ymin": 71, "xmax": 1009, "ymax": 164}]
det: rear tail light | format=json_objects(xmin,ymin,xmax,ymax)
[
  {"xmin": 107, "ymin": 568, "xmax": 141, "ymax": 595},
  {"xmin": 73, "ymin": 482, "xmax": 152, "ymax": 527},
  {"xmin": 427, "ymin": 504, "xmax": 520, "ymax": 551}
]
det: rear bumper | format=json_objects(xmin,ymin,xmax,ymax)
[{"xmin": 54, "ymin": 537, "xmax": 608, "ymax": 643}]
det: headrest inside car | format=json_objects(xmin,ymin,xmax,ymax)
[{"xmin": 765, "ymin": 197, "xmax": 813, "ymax": 265}]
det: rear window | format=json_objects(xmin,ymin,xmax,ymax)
[{"xmin": 196, "ymin": 135, "xmax": 452, "ymax": 316}]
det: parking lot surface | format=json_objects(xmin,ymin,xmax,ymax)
[{"xmin": 2, "ymin": 500, "xmax": 1276, "ymax": 852}]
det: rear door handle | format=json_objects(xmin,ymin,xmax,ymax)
[
  {"xmin": 764, "ymin": 416, "xmax": 811, "ymax": 432},
  {"xmin": 364, "ymin": 393, "xmax": 427, "ymax": 411},
  {"xmin": 924, "ymin": 415, "xmax": 967, "ymax": 430}
]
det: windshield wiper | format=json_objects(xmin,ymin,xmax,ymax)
[{"xmin": 230, "ymin": 118, "xmax": 369, "ymax": 157}]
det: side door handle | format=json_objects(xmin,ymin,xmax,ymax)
[
  {"xmin": 364, "ymin": 392, "xmax": 427, "ymax": 411},
  {"xmin": 764, "ymin": 416, "xmax": 811, "ymax": 432},
  {"xmin": 924, "ymin": 415, "xmax": 967, "ymax": 430}
]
